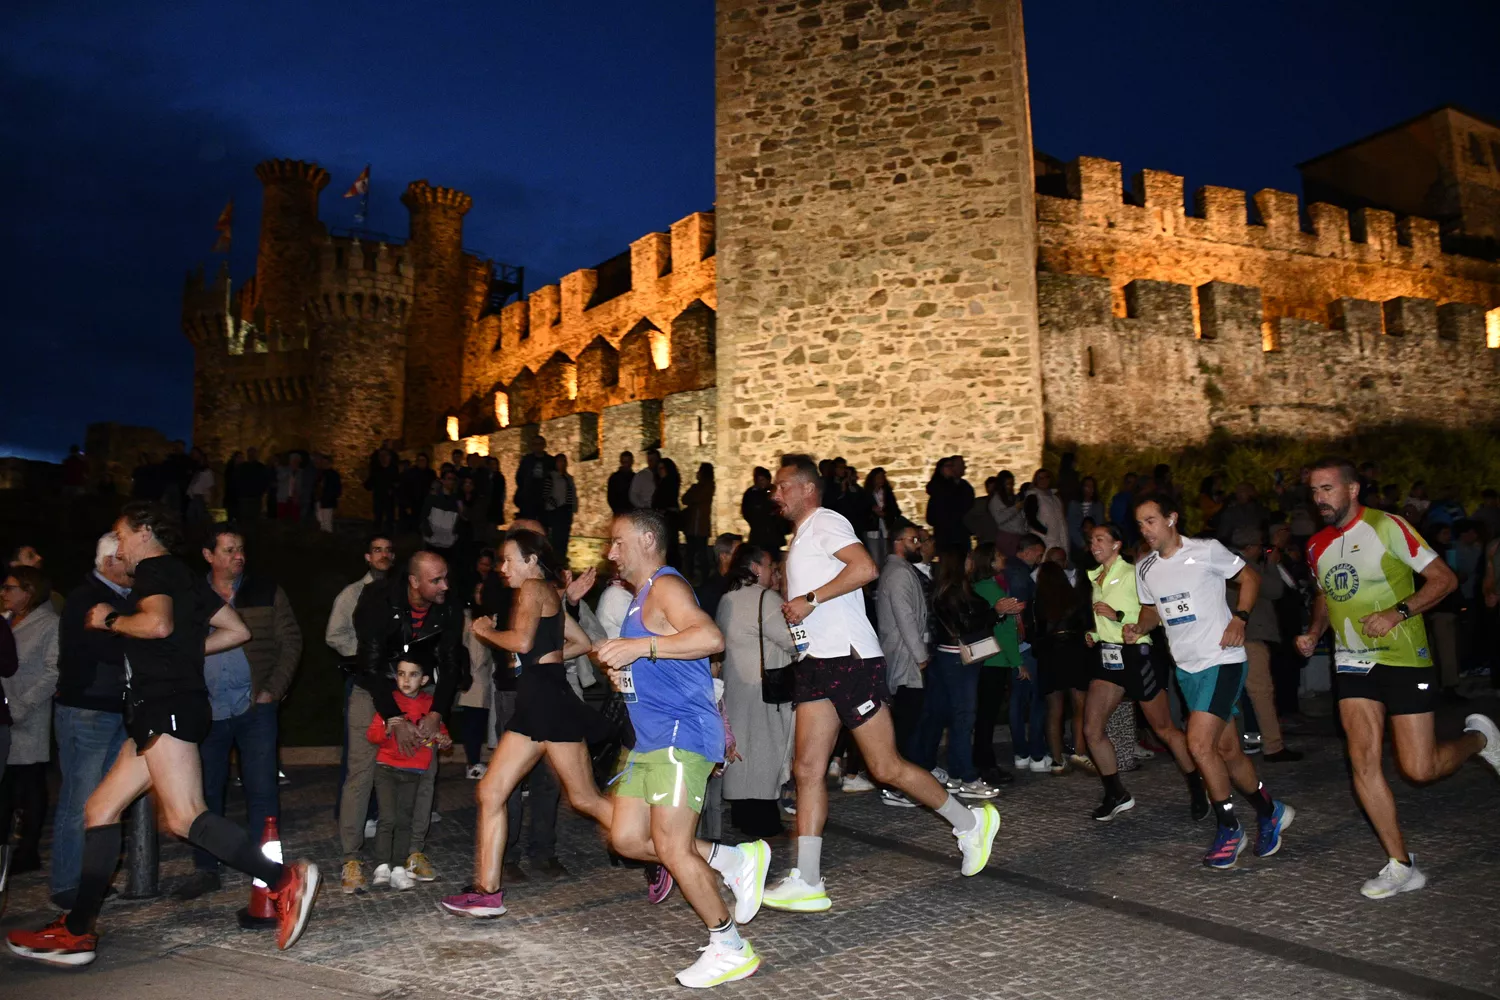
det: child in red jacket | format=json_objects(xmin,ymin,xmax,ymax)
[{"xmin": 366, "ymin": 659, "xmax": 451, "ymax": 889}]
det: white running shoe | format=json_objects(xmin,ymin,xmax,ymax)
[
  {"xmin": 958, "ymin": 779, "xmax": 999, "ymax": 800},
  {"xmin": 364, "ymin": 818, "xmax": 378, "ymax": 840},
  {"xmin": 1361, "ymin": 856, "xmax": 1426, "ymax": 899},
  {"xmin": 675, "ymin": 939, "xmax": 761, "ymax": 988},
  {"xmin": 879, "ymin": 789, "xmax": 916, "ymax": 808},
  {"xmin": 955, "ymin": 802, "xmax": 1001, "ymax": 877},
  {"xmin": 761, "ymin": 869, "xmax": 831, "ymax": 913},
  {"xmin": 723, "ymin": 841, "xmax": 771, "ymax": 924},
  {"xmin": 840, "ymin": 773, "xmax": 875, "ymax": 793},
  {"xmin": 1029, "ymin": 755, "xmax": 1053, "ymax": 773},
  {"xmin": 931, "ymin": 767, "xmax": 961, "ymax": 791},
  {"xmin": 1464, "ymin": 714, "xmax": 1500, "ymax": 776},
  {"xmin": 372, "ymin": 863, "xmax": 392, "ymax": 887},
  {"xmin": 389, "ymin": 866, "xmax": 417, "ymax": 891}
]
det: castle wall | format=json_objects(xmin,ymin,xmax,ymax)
[
  {"xmin": 714, "ymin": 0, "xmax": 1046, "ymax": 517},
  {"xmin": 401, "ymin": 181, "xmax": 476, "ymax": 445}
]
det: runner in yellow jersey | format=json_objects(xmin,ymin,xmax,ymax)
[{"xmin": 1297, "ymin": 457, "xmax": 1500, "ymax": 899}]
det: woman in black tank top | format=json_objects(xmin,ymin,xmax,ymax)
[{"xmin": 445, "ymin": 530, "xmax": 613, "ymax": 917}]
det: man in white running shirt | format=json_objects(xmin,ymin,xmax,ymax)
[{"xmin": 762, "ymin": 455, "xmax": 999, "ymax": 914}]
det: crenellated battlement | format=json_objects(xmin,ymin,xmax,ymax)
[
  {"xmin": 254, "ymin": 159, "xmax": 331, "ymax": 190},
  {"xmin": 1037, "ymin": 270, "xmax": 1500, "ymax": 449},
  {"xmin": 401, "ymin": 179, "xmax": 472, "ymax": 215},
  {"xmin": 1041, "ymin": 156, "xmax": 1500, "ymax": 283},
  {"xmin": 452, "ymin": 210, "xmax": 717, "ymax": 436}
]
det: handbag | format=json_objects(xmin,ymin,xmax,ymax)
[
  {"xmin": 759, "ymin": 588, "xmax": 796, "ymax": 704},
  {"xmin": 939, "ymin": 611, "xmax": 1001, "ymax": 665}
]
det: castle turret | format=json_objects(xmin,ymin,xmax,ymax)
[
  {"xmin": 253, "ymin": 159, "xmax": 330, "ymax": 343},
  {"xmin": 400, "ymin": 180, "xmax": 473, "ymax": 443}
]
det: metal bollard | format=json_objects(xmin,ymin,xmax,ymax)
[{"xmin": 121, "ymin": 793, "xmax": 160, "ymax": 899}]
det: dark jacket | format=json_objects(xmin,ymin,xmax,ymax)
[
  {"xmin": 56, "ymin": 574, "xmax": 132, "ymax": 713},
  {"xmin": 231, "ymin": 574, "xmax": 303, "ymax": 702},
  {"xmin": 607, "ymin": 468, "xmax": 635, "ymax": 514},
  {"xmin": 233, "ymin": 460, "xmax": 270, "ymax": 504},
  {"xmin": 926, "ymin": 477, "xmax": 976, "ymax": 547},
  {"xmin": 932, "ymin": 588, "xmax": 997, "ymax": 646},
  {"xmin": 0, "ymin": 615, "xmax": 18, "ymax": 726},
  {"xmin": 515, "ymin": 452, "xmax": 550, "ymax": 519},
  {"xmin": 353, "ymin": 577, "xmax": 465, "ymax": 720},
  {"xmin": 317, "ymin": 468, "xmax": 343, "ymax": 508},
  {"xmin": 847, "ymin": 486, "xmax": 901, "ymax": 537},
  {"xmin": 742, "ymin": 486, "xmax": 788, "ymax": 550}
]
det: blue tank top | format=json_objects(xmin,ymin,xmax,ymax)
[{"xmin": 620, "ymin": 566, "xmax": 724, "ymax": 762}]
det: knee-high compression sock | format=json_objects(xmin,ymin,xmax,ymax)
[
  {"xmin": 706, "ymin": 842, "xmax": 745, "ymax": 877},
  {"xmin": 796, "ymin": 836, "xmax": 823, "ymax": 885},
  {"xmin": 936, "ymin": 794, "xmax": 976, "ymax": 834},
  {"xmin": 1239, "ymin": 781, "xmax": 1275, "ymax": 820},
  {"xmin": 1212, "ymin": 799, "xmax": 1240, "ymax": 831},
  {"xmin": 187, "ymin": 812, "xmax": 283, "ymax": 887},
  {"xmin": 64, "ymin": 824, "xmax": 123, "ymax": 935},
  {"xmin": 1185, "ymin": 770, "xmax": 1208, "ymax": 806}
]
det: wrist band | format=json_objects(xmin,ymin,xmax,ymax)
[{"xmin": 649, "ymin": 636, "xmax": 658, "ymax": 661}]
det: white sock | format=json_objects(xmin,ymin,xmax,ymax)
[
  {"xmin": 937, "ymin": 794, "xmax": 976, "ymax": 833},
  {"xmin": 710, "ymin": 918, "xmax": 743, "ymax": 948},
  {"xmin": 796, "ymin": 836, "xmax": 822, "ymax": 885},
  {"xmin": 707, "ymin": 842, "xmax": 745, "ymax": 876}
]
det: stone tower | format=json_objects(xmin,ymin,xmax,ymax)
[
  {"xmin": 714, "ymin": 0, "xmax": 1044, "ymax": 505},
  {"xmin": 252, "ymin": 159, "xmax": 331, "ymax": 341},
  {"xmin": 401, "ymin": 180, "xmax": 474, "ymax": 444}
]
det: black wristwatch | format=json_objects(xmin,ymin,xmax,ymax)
[
  {"xmin": 1394, "ymin": 602, "xmax": 1412, "ymax": 620},
  {"xmin": 1232, "ymin": 609, "xmax": 1251, "ymax": 623},
  {"xmin": 104, "ymin": 611, "xmax": 121, "ymax": 631},
  {"xmin": 1113, "ymin": 608, "xmax": 1125, "ymax": 622}
]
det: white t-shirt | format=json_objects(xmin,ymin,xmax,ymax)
[
  {"xmin": 1135, "ymin": 536, "xmax": 1246, "ymax": 674},
  {"xmin": 785, "ymin": 507, "xmax": 882, "ymax": 659}
]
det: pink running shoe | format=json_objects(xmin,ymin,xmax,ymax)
[
  {"xmin": 645, "ymin": 863, "xmax": 675, "ymax": 904},
  {"xmin": 439, "ymin": 885, "xmax": 506, "ymax": 918}
]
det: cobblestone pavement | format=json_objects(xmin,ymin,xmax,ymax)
[{"xmin": 4, "ymin": 700, "xmax": 1498, "ymax": 999}]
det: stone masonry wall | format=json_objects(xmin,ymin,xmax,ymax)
[{"xmin": 715, "ymin": 0, "xmax": 1046, "ymax": 519}]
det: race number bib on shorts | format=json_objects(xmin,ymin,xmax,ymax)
[
  {"xmin": 1333, "ymin": 651, "xmax": 1376, "ymax": 675},
  {"xmin": 618, "ymin": 665, "xmax": 638, "ymax": 703},
  {"xmin": 1100, "ymin": 644, "xmax": 1124, "ymax": 670},
  {"xmin": 1158, "ymin": 592, "xmax": 1197, "ymax": 627},
  {"xmin": 788, "ymin": 621, "xmax": 811, "ymax": 660}
]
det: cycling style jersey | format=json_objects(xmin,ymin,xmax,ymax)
[{"xmin": 1307, "ymin": 507, "xmax": 1437, "ymax": 670}]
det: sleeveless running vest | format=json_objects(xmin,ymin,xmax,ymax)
[{"xmin": 620, "ymin": 566, "xmax": 724, "ymax": 762}]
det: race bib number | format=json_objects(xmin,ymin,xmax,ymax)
[
  {"xmin": 1158, "ymin": 592, "xmax": 1197, "ymax": 627},
  {"xmin": 1099, "ymin": 644, "xmax": 1124, "ymax": 670},
  {"xmin": 618, "ymin": 665, "xmax": 638, "ymax": 703},
  {"xmin": 1334, "ymin": 650, "xmax": 1376, "ymax": 675},
  {"xmin": 788, "ymin": 621, "xmax": 811, "ymax": 661}
]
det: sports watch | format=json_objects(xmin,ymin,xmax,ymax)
[
  {"xmin": 1232, "ymin": 609, "xmax": 1251, "ymax": 623},
  {"xmin": 104, "ymin": 611, "xmax": 121, "ymax": 631},
  {"xmin": 1395, "ymin": 602, "xmax": 1412, "ymax": 620},
  {"xmin": 804, "ymin": 591, "xmax": 820, "ymax": 608}
]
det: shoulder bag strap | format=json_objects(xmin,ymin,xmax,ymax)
[{"xmin": 756, "ymin": 587, "xmax": 767, "ymax": 679}]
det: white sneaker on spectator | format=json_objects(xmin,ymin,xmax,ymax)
[
  {"xmin": 840, "ymin": 773, "xmax": 875, "ymax": 793},
  {"xmin": 931, "ymin": 767, "xmax": 961, "ymax": 791},
  {"xmin": 880, "ymin": 789, "xmax": 916, "ymax": 808},
  {"xmin": 1012, "ymin": 756, "xmax": 1029, "ymax": 769},
  {"xmin": 389, "ymin": 866, "xmax": 417, "ymax": 891},
  {"xmin": 371, "ymin": 863, "xmax": 392, "ymax": 887},
  {"xmin": 1029, "ymin": 756, "xmax": 1053, "ymax": 773},
  {"xmin": 958, "ymin": 779, "xmax": 999, "ymax": 800}
]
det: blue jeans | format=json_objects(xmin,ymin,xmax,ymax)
[
  {"xmin": 195, "ymin": 701, "xmax": 280, "ymax": 871},
  {"xmin": 1008, "ymin": 660, "xmax": 1047, "ymax": 761},
  {"xmin": 914, "ymin": 650, "xmax": 981, "ymax": 782},
  {"xmin": 50, "ymin": 706, "xmax": 128, "ymax": 897}
]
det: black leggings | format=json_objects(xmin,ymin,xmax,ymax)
[
  {"xmin": 461, "ymin": 707, "xmax": 489, "ymax": 766},
  {"xmin": 0, "ymin": 761, "xmax": 48, "ymax": 859}
]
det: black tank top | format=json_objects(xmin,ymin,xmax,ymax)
[{"xmin": 518, "ymin": 610, "xmax": 564, "ymax": 673}]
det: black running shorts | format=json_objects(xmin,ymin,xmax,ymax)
[
  {"xmin": 1095, "ymin": 642, "xmax": 1161, "ymax": 702},
  {"xmin": 1335, "ymin": 664, "xmax": 1437, "ymax": 716},
  {"xmin": 126, "ymin": 691, "xmax": 214, "ymax": 751},
  {"xmin": 793, "ymin": 653, "xmax": 890, "ymax": 730}
]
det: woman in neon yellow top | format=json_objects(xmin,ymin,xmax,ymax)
[{"xmin": 1080, "ymin": 524, "xmax": 1205, "ymax": 823}]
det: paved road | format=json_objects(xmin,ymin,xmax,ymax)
[{"xmin": 4, "ymin": 702, "xmax": 1499, "ymax": 999}]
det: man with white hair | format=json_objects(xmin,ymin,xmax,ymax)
[{"xmin": 47, "ymin": 533, "xmax": 134, "ymax": 908}]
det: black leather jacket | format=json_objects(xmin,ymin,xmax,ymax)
[{"xmin": 352, "ymin": 577, "xmax": 465, "ymax": 720}]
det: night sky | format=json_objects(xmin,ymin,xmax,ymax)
[{"xmin": 4, "ymin": 0, "xmax": 1496, "ymax": 461}]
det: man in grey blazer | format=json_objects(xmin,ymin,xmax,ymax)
[{"xmin": 875, "ymin": 522, "xmax": 930, "ymax": 806}]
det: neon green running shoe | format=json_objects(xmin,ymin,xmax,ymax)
[
  {"xmin": 956, "ymin": 801, "xmax": 1001, "ymax": 876},
  {"xmin": 675, "ymin": 938, "xmax": 761, "ymax": 988},
  {"xmin": 761, "ymin": 868, "xmax": 832, "ymax": 913}
]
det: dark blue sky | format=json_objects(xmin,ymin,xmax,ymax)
[{"xmin": 3, "ymin": 0, "xmax": 1496, "ymax": 460}]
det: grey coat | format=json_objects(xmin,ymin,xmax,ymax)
[
  {"xmin": 715, "ymin": 585, "xmax": 796, "ymax": 801},
  {"xmin": 876, "ymin": 555, "xmax": 927, "ymax": 690},
  {"xmin": 7, "ymin": 603, "xmax": 59, "ymax": 765}
]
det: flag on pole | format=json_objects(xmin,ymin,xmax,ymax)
[
  {"xmin": 343, "ymin": 165, "xmax": 370, "ymax": 199},
  {"xmin": 212, "ymin": 199, "xmax": 233, "ymax": 253}
]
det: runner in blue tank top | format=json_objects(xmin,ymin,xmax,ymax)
[{"xmin": 593, "ymin": 509, "xmax": 772, "ymax": 988}]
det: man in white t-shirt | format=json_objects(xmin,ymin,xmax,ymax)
[
  {"xmin": 1126, "ymin": 494, "xmax": 1293, "ymax": 871},
  {"xmin": 761, "ymin": 455, "xmax": 999, "ymax": 914}
]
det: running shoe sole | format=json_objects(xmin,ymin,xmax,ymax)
[
  {"xmin": 278, "ymin": 863, "xmax": 320, "ymax": 951},
  {"xmin": 960, "ymin": 803, "xmax": 1001, "ymax": 877},
  {"xmin": 1093, "ymin": 797, "xmax": 1136, "ymax": 822},
  {"xmin": 439, "ymin": 899, "xmax": 508, "ymax": 918},
  {"xmin": 1255, "ymin": 804, "xmax": 1295, "ymax": 858},
  {"xmin": 762, "ymin": 892, "xmax": 832, "ymax": 913},
  {"xmin": 735, "ymin": 841, "xmax": 772, "ymax": 924},
  {"xmin": 957, "ymin": 786, "xmax": 1000, "ymax": 799},
  {"xmin": 6, "ymin": 940, "xmax": 96, "ymax": 967}
]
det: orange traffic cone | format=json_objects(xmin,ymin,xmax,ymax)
[{"xmin": 236, "ymin": 816, "xmax": 283, "ymax": 929}]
